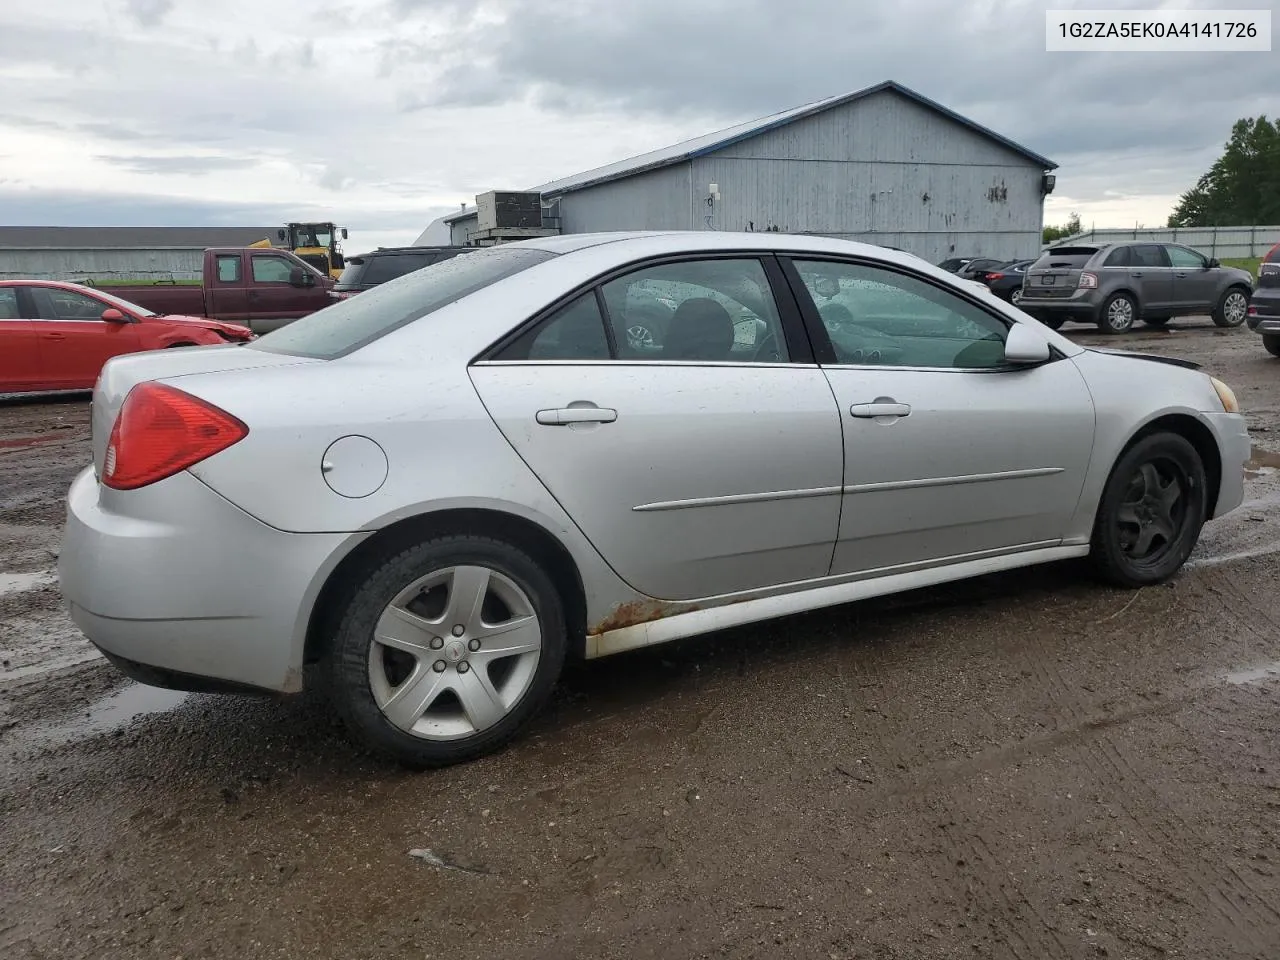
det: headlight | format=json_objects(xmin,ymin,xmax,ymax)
[{"xmin": 1210, "ymin": 376, "xmax": 1240, "ymax": 413}]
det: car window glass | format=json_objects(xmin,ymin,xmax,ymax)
[
  {"xmin": 251, "ymin": 256, "xmax": 294, "ymax": 283},
  {"xmin": 1166, "ymin": 245, "xmax": 1207, "ymax": 269},
  {"xmin": 1132, "ymin": 245, "xmax": 1169, "ymax": 268},
  {"xmin": 496, "ymin": 293, "xmax": 611, "ymax": 361},
  {"xmin": 793, "ymin": 260, "xmax": 1008, "ymax": 369},
  {"xmin": 30, "ymin": 287, "xmax": 105, "ymax": 320},
  {"xmin": 361, "ymin": 254, "xmax": 435, "ymax": 285},
  {"xmin": 598, "ymin": 258, "xmax": 788, "ymax": 363},
  {"xmin": 0, "ymin": 288, "xmax": 19, "ymax": 319},
  {"xmin": 1104, "ymin": 247, "xmax": 1131, "ymax": 267},
  {"xmin": 216, "ymin": 256, "xmax": 241, "ymax": 283}
]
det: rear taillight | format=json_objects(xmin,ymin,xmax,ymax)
[
  {"xmin": 1078, "ymin": 272, "xmax": 1098, "ymax": 289},
  {"xmin": 986, "ymin": 272, "xmax": 1005, "ymax": 281},
  {"xmin": 103, "ymin": 383, "xmax": 247, "ymax": 490},
  {"xmin": 1249, "ymin": 305, "xmax": 1259, "ymax": 316}
]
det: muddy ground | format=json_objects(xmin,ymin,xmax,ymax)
[{"xmin": 4, "ymin": 318, "xmax": 1280, "ymax": 959}]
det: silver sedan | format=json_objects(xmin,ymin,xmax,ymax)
[{"xmin": 59, "ymin": 231, "xmax": 1250, "ymax": 767}]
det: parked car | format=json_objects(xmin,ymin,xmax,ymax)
[
  {"xmin": 61, "ymin": 232, "xmax": 1249, "ymax": 768},
  {"xmin": 0, "ymin": 280, "xmax": 252, "ymax": 394},
  {"xmin": 102, "ymin": 248, "xmax": 335, "ymax": 334},
  {"xmin": 1246, "ymin": 242, "xmax": 1280, "ymax": 354},
  {"xmin": 330, "ymin": 246, "xmax": 475, "ymax": 301},
  {"xmin": 977, "ymin": 259, "xmax": 1035, "ymax": 304},
  {"xmin": 1019, "ymin": 241, "xmax": 1254, "ymax": 334},
  {"xmin": 955, "ymin": 258, "xmax": 1011, "ymax": 282}
]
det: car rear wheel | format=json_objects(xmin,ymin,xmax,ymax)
[
  {"xmin": 324, "ymin": 534, "xmax": 567, "ymax": 768},
  {"xmin": 1033, "ymin": 313, "xmax": 1065, "ymax": 330},
  {"xmin": 1213, "ymin": 287, "xmax": 1250, "ymax": 328},
  {"xmin": 1098, "ymin": 293, "xmax": 1136, "ymax": 334},
  {"xmin": 1142, "ymin": 316, "xmax": 1170, "ymax": 327},
  {"xmin": 1009, "ymin": 288, "xmax": 1024, "ymax": 306},
  {"xmin": 1089, "ymin": 432, "xmax": 1207, "ymax": 588},
  {"xmin": 1264, "ymin": 335, "xmax": 1280, "ymax": 358}
]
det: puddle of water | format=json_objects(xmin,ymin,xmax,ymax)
[
  {"xmin": 0, "ymin": 571, "xmax": 54, "ymax": 596},
  {"xmin": 1225, "ymin": 661, "xmax": 1280, "ymax": 686},
  {"xmin": 1245, "ymin": 445, "xmax": 1280, "ymax": 479},
  {"xmin": 15, "ymin": 683, "xmax": 190, "ymax": 749}
]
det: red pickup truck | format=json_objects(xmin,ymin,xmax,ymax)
[{"xmin": 100, "ymin": 247, "xmax": 335, "ymax": 334}]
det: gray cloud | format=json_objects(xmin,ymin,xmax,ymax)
[
  {"xmin": 122, "ymin": 0, "xmax": 174, "ymax": 27},
  {"xmin": 96, "ymin": 155, "xmax": 261, "ymax": 176}
]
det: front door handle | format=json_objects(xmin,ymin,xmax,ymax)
[
  {"xmin": 1129, "ymin": 271, "xmax": 1144, "ymax": 278},
  {"xmin": 850, "ymin": 401, "xmax": 911, "ymax": 419},
  {"xmin": 536, "ymin": 406, "xmax": 618, "ymax": 426},
  {"xmin": 43, "ymin": 332, "xmax": 66, "ymax": 341},
  {"xmin": 1174, "ymin": 272, "xmax": 1188, "ymax": 278}
]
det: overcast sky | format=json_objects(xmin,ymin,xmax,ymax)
[{"xmin": 0, "ymin": 0, "xmax": 1274, "ymax": 252}]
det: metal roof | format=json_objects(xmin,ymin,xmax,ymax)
[
  {"xmin": 0, "ymin": 226, "xmax": 284, "ymax": 249},
  {"xmin": 444, "ymin": 80, "xmax": 1056, "ymax": 224}
]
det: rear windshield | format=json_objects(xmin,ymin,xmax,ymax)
[
  {"xmin": 360, "ymin": 252, "xmax": 446, "ymax": 285},
  {"xmin": 1034, "ymin": 246, "xmax": 1098, "ymax": 268},
  {"xmin": 251, "ymin": 246, "xmax": 557, "ymax": 360}
]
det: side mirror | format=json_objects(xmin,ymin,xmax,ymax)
[
  {"xmin": 1208, "ymin": 257, "xmax": 1220, "ymax": 268},
  {"xmin": 289, "ymin": 267, "xmax": 315, "ymax": 287},
  {"xmin": 101, "ymin": 308, "xmax": 127, "ymax": 323},
  {"xmin": 1004, "ymin": 322, "xmax": 1051, "ymax": 364}
]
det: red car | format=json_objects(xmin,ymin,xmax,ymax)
[{"xmin": 0, "ymin": 280, "xmax": 254, "ymax": 394}]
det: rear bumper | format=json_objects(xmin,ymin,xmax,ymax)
[
  {"xmin": 58, "ymin": 467, "xmax": 354, "ymax": 693},
  {"xmin": 1246, "ymin": 293, "xmax": 1280, "ymax": 332},
  {"xmin": 1203, "ymin": 411, "xmax": 1250, "ymax": 520},
  {"xmin": 1017, "ymin": 296, "xmax": 1099, "ymax": 320}
]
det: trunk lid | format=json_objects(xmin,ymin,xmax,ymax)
[
  {"xmin": 1024, "ymin": 246, "xmax": 1098, "ymax": 298},
  {"xmin": 90, "ymin": 345, "xmax": 319, "ymax": 477}
]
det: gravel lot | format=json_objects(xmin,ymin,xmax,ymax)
[{"xmin": 4, "ymin": 318, "xmax": 1280, "ymax": 959}]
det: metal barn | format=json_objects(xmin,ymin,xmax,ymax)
[{"xmin": 427, "ymin": 81, "xmax": 1057, "ymax": 264}]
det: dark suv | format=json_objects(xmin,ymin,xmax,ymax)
[
  {"xmin": 331, "ymin": 246, "xmax": 473, "ymax": 299},
  {"xmin": 1246, "ymin": 243, "xmax": 1280, "ymax": 355},
  {"xmin": 1019, "ymin": 241, "xmax": 1254, "ymax": 334}
]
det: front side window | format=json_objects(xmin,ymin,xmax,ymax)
[
  {"xmin": 599, "ymin": 258, "xmax": 789, "ymax": 363},
  {"xmin": 0, "ymin": 288, "xmax": 19, "ymax": 320},
  {"xmin": 792, "ymin": 260, "xmax": 1008, "ymax": 369},
  {"xmin": 1165, "ymin": 245, "xmax": 1207, "ymax": 269},
  {"xmin": 216, "ymin": 255, "xmax": 241, "ymax": 283},
  {"xmin": 30, "ymin": 287, "xmax": 106, "ymax": 321},
  {"xmin": 251, "ymin": 256, "xmax": 294, "ymax": 284}
]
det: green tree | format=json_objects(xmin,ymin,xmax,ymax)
[
  {"xmin": 1169, "ymin": 116, "xmax": 1280, "ymax": 227},
  {"xmin": 1042, "ymin": 212, "xmax": 1082, "ymax": 244}
]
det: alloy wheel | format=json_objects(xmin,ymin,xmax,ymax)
[
  {"xmin": 1223, "ymin": 291, "xmax": 1248, "ymax": 326},
  {"xmin": 1107, "ymin": 296, "xmax": 1134, "ymax": 331},
  {"xmin": 367, "ymin": 565, "xmax": 542, "ymax": 741},
  {"xmin": 1115, "ymin": 459, "xmax": 1188, "ymax": 566}
]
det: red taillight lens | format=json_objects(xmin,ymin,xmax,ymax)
[
  {"xmin": 103, "ymin": 383, "xmax": 248, "ymax": 490},
  {"xmin": 986, "ymin": 272, "xmax": 1005, "ymax": 281},
  {"xmin": 1078, "ymin": 272, "xmax": 1099, "ymax": 289},
  {"xmin": 1249, "ymin": 305, "xmax": 1259, "ymax": 316}
]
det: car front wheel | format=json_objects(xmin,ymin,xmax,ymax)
[
  {"xmin": 1098, "ymin": 293, "xmax": 1136, "ymax": 334},
  {"xmin": 325, "ymin": 533, "xmax": 567, "ymax": 768},
  {"xmin": 1213, "ymin": 287, "xmax": 1250, "ymax": 328},
  {"xmin": 1090, "ymin": 432, "xmax": 1207, "ymax": 587}
]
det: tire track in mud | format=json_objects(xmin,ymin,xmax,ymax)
[{"xmin": 1084, "ymin": 734, "xmax": 1280, "ymax": 953}]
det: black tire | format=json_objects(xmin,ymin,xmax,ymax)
[
  {"xmin": 324, "ymin": 534, "xmax": 568, "ymax": 768},
  {"xmin": 1264, "ymin": 334, "xmax": 1280, "ymax": 358},
  {"xmin": 1089, "ymin": 432, "xmax": 1207, "ymax": 588},
  {"xmin": 167, "ymin": 341, "xmax": 197, "ymax": 348},
  {"xmin": 1142, "ymin": 316, "xmax": 1170, "ymax": 327},
  {"xmin": 1097, "ymin": 293, "xmax": 1136, "ymax": 334},
  {"xmin": 1037, "ymin": 314, "xmax": 1065, "ymax": 331},
  {"xmin": 1212, "ymin": 286, "xmax": 1250, "ymax": 328}
]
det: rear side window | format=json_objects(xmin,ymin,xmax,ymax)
[
  {"xmin": 216, "ymin": 255, "xmax": 241, "ymax": 282},
  {"xmin": 1132, "ymin": 245, "xmax": 1169, "ymax": 268},
  {"xmin": 251, "ymin": 246, "xmax": 557, "ymax": 360},
  {"xmin": 1104, "ymin": 247, "xmax": 1131, "ymax": 267}
]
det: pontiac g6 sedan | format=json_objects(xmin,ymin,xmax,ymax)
[{"xmin": 60, "ymin": 232, "xmax": 1250, "ymax": 767}]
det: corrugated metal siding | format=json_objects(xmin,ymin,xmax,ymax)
[
  {"xmin": 716, "ymin": 90, "xmax": 1038, "ymax": 167},
  {"xmin": 0, "ymin": 248, "xmax": 205, "ymax": 282},
  {"xmin": 450, "ymin": 218, "xmax": 476, "ymax": 246},
  {"xmin": 557, "ymin": 165, "xmax": 693, "ymax": 233}
]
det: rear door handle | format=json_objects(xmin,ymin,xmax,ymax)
[
  {"xmin": 536, "ymin": 406, "xmax": 618, "ymax": 426},
  {"xmin": 1129, "ymin": 271, "xmax": 1144, "ymax": 278},
  {"xmin": 43, "ymin": 332, "xmax": 66, "ymax": 341},
  {"xmin": 850, "ymin": 402, "xmax": 911, "ymax": 419},
  {"xmin": 1174, "ymin": 272, "xmax": 1188, "ymax": 278}
]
